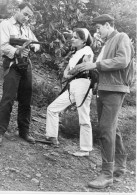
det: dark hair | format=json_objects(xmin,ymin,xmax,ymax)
[
  {"xmin": 74, "ymin": 28, "xmax": 93, "ymax": 46},
  {"xmin": 18, "ymin": 2, "xmax": 34, "ymax": 12},
  {"xmin": 96, "ymin": 21, "xmax": 115, "ymax": 27}
]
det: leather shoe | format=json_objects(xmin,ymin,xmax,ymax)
[
  {"xmin": 19, "ymin": 134, "xmax": 35, "ymax": 144},
  {"xmin": 72, "ymin": 151, "xmax": 89, "ymax": 157},
  {"xmin": 113, "ymin": 167, "xmax": 126, "ymax": 177},
  {"xmin": 88, "ymin": 174, "xmax": 113, "ymax": 189},
  {"xmin": 45, "ymin": 136, "xmax": 59, "ymax": 146},
  {"xmin": 0, "ymin": 135, "xmax": 3, "ymax": 146}
]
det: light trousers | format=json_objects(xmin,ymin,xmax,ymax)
[{"xmin": 46, "ymin": 78, "xmax": 93, "ymax": 151}]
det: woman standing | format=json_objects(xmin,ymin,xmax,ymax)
[{"xmin": 45, "ymin": 28, "xmax": 94, "ymax": 156}]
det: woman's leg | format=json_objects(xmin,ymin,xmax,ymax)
[
  {"xmin": 76, "ymin": 90, "xmax": 92, "ymax": 151},
  {"xmin": 46, "ymin": 90, "xmax": 74, "ymax": 138}
]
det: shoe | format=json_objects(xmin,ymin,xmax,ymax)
[
  {"xmin": 114, "ymin": 154, "xmax": 127, "ymax": 177},
  {"xmin": 45, "ymin": 136, "xmax": 59, "ymax": 146},
  {"xmin": 88, "ymin": 174, "xmax": 113, "ymax": 189},
  {"xmin": 19, "ymin": 134, "xmax": 35, "ymax": 144},
  {"xmin": 72, "ymin": 151, "xmax": 89, "ymax": 157},
  {"xmin": 113, "ymin": 167, "xmax": 126, "ymax": 177},
  {"xmin": 0, "ymin": 135, "xmax": 3, "ymax": 146}
]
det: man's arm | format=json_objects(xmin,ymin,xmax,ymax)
[
  {"xmin": 0, "ymin": 21, "xmax": 17, "ymax": 59},
  {"xmin": 76, "ymin": 33, "xmax": 132, "ymax": 73},
  {"xmin": 96, "ymin": 33, "xmax": 132, "ymax": 71},
  {"xmin": 74, "ymin": 60, "xmax": 96, "ymax": 73},
  {"xmin": 0, "ymin": 21, "xmax": 30, "ymax": 59}
]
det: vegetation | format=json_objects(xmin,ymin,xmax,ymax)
[{"xmin": 1, "ymin": 0, "xmax": 136, "ymax": 70}]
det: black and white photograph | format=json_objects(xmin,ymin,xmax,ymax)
[{"xmin": 0, "ymin": 0, "xmax": 136, "ymax": 194}]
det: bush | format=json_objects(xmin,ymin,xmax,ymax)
[
  {"xmin": 32, "ymin": 73, "xmax": 61, "ymax": 108},
  {"xmin": 59, "ymin": 95, "xmax": 99, "ymax": 142},
  {"xmin": 59, "ymin": 105, "xmax": 80, "ymax": 138},
  {"xmin": 123, "ymin": 81, "xmax": 136, "ymax": 107}
]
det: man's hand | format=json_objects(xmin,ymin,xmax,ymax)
[
  {"xmin": 76, "ymin": 62, "xmax": 97, "ymax": 72},
  {"xmin": 15, "ymin": 46, "xmax": 30, "ymax": 58},
  {"xmin": 21, "ymin": 48, "xmax": 30, "ymax": 57}
]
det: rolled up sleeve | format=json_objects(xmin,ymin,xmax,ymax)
[{"xmin": 0, "ymin": 21, "xmax": 17, "ymax": 59}]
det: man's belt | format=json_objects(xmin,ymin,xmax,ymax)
[{"xmin": 2, "ymin": 55, "xmax": 30, "ymax": 71}]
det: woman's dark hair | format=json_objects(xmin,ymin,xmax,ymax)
[
  {"xmin": 74, "ymin": 28, "xmax": 93, "ymax": 46},
  {"xmin": 18, "ymin": 2, "xmax": 34, "ymax": 12}
]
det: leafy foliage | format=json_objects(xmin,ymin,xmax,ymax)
[
  {"xmin": 3, "ymin": 0, "xmax": 136, "ymax": 73},
  {"xmin": 29, "ymin": 0, "xmax": 95, "ymax": 71},
  {"xmin": 29, "ymin": 0, "xmax": 136, "ymax": 70}
]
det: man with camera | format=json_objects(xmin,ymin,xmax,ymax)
[{"xmin": 0, "ymin": 2, "xmax": 40, "ymax": 146}]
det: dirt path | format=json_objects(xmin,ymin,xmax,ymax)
[{"xmin": 0, "ymin": 71, "xmax": 136, "ymax": 193}]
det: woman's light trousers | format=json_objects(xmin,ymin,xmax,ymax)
[{"xmin": 45, "ymin": 78, "xmax": 93, "ymax": 151}]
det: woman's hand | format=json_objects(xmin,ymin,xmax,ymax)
[
  {"xmin": 63, "ymin": 64, "xmax": 73, "ymax": 79},
  {"xmin": 68, "ymin": 67, "xmax": 79, "ymax": 75},
  {"xmin": 64, "ymin": 74, "xmax": 73, "ymax": 79}
]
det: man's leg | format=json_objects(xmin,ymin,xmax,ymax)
[
  {"xmin": 17, "ymin": 67, "xmax": 34, "ymax": 143},
  {"xmin": 114, "ymin": 127, "xmax": 127, "ymax": 177},
  {"xmin": 88, "ymin": 91, "xmax": 125, "ymax": 189},
  {"xmin": 0, "ymin": 68, "xmax": 21, "ymax": 145},
  {"xmin": 96, "ymin": 94, "xmax": 103, "ymax": 138}
]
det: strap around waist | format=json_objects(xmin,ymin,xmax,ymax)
[{"xmin": 74, "ymin": 73, "xmax": 89, "ymax": 79}]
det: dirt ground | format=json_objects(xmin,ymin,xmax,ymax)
[
  {"xmin": 0, "ymin": 65, "xmax": 136, "ymax": 193},
  {"xmin": 0, "ymin": 98, "xmax": 136, "ymax": 193}
]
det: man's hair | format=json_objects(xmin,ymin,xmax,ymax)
[
  {"xmin": 18, "ymin": 2, "xmax": 34, "ymax": 12},
  {"xmin": 97, "ymin": 21, "xmax": 115, "ymax": 27}
]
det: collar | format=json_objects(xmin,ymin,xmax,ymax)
[
  {"xmin": 106, "ymin": 30, "xmax": 118, "ymax": 42},
  {"xmin": 9, "ymin": 16, "xmax": 18, "ymax": 25},
  {"xmin": 9, "ymin": 16, "xmax": 24, "ymax": 27}
]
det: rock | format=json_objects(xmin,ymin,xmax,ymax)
[
  {"xmin": 81, "ymin": 187, "xmax": 89, "ymax": 192},
  {"xmin": 50, "ymin": 152, "xmax": 60, "ymax": 156},
  {"xmin": 42, "ymin": 145, "xmax": 48, "ymax": 149},
  {"xmin": 131, "ymin": 187, "xmax": 135, "ymax": 191},
  {"xmin": 130, "ymin": 171, "xmax": 135, "ymax": 175},
  {"xmin": 24, "ymin": 174, "xmax": 31, "ymax": 179},
  {"xmin": 90, "ymin": 162, "xmax": 96, "ymax": 170},
  {"xmin": 125, "ymin": 186, "xmax": 130, "ymax": 190},
  {"xmin": 8, "ymin": 168, "xmax": 19, "ymax": 173},
  {"xmin": 36, "ymin": 173, "xmax": 41, "ymax": 177},
  {"xmin": 114, "ymin": 177, "xmax": 121, "ymax": 183},
  {"xmin": 31, "ymin": 178, "xmax": 40, "ymax": 185}
]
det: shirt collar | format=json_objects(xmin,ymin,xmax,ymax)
[
  {"xmin": 9, "ymin": 16, "xmax": 24, "ymax": 27},
  {"xmin": 106, "ymin": 30, "xmax": 118, "ymax": 42},
  {"xmin": 9, "ymin": 16, "xmax": 18, "ymax": 25}
]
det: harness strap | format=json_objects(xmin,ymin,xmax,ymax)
[{"xmin": 77, "ymin": 79, "xmax": 92, "ymax": 108}]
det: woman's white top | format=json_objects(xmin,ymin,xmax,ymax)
[{"xmin": 68, "ymin": 46, "xmax": 94, "ymax": 70}]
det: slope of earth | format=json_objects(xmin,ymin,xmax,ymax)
[{"xmin": 0, "ymin": 62, "xmax": 136, "ymax": 193}]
